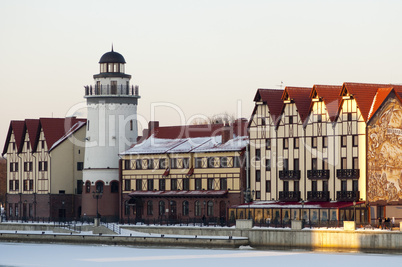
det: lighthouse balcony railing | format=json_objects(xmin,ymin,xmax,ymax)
[{"xmin": 85, "ymin": 85, "xmax": 139, "ymax": 96}]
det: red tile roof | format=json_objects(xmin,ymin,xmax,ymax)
[
  {"xmin": 312, "ymin": 85, "xmax": 342, "ymax": 122},
  {"xmin": 2, "ymin": 121, "xmax": 26, "ymax": 155},
  {"xmin": 25, "ymin": 119, "xmax": 41, "ymax": 152},
  {"xmin": 282, "ymin": 87, "xmax": 312, "ymax": 124},
  {"xmin": 252, "ymin": 89, "xmax": 284, "ymax": 125},
  {"xmin": 343, "ymin": 83, "xmax": 402, "ymax": 122}
]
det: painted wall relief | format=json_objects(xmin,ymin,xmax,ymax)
[{"xmin": 368, "ymin": 97, "xmax": 402, "ymax": 202}]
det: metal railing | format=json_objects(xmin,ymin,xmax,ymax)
[
  {"xmin": 279, "ymin": 170, "xmax": 301, "ymax": 180},
  {"xmin": 84, "ymin": 84, "xmax": 139, "ymax": 96},
  {"xmin": 336, "ymin": 191, "xmax": 360, "ymax": 201},
  {"xmin": 307, "ymin": 170, "xmax": 330, "ymax": 179},
  {"xmin": 307, "ymin": 191, "xmax": 330, "ymax": 201},
  {"xmin": 336, "ymin": 169, "xmax": 360, "ymax": 179},
  {"xmin": 279, "ymin": 191, "xmax": 301, "ymax": 201}
]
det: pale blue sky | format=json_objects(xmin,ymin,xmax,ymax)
[{"xmin": 1, "ymin": 0, "xmax": 402, "ymax": 146}]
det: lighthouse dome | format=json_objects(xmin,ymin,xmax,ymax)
[{"xmin": 99, "ymin": 49, "xmax": 126, "ymax": 64}]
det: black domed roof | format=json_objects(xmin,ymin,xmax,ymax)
[{"xmin": 99, "ymin": 49, "xmax": 126, "ymax": 64}]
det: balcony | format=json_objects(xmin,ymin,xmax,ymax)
[
  {"xmin": 336, "ymin": 169, "xmax": 359, "ymax": 179},
  {"xmin": 307, "ymin": 170, "xmax": 330, "ymax": 180},
  {"xmin": 279, "ymin": 191, "xmax": 301, "ymax": 201},
  {"xmin": 336, "ymin": 191, "xmax": 360, "ymax": 201},
  {"xmin": 307, "ymin": 191, "xmax": 330, "ymax": 201},
  {"xmin": 84, "ymin": 85, "xmax": 140, "ymax": 97},
  {"xmin": 279, "ymin": 170, "xmax": 301, "ymax": 180}
]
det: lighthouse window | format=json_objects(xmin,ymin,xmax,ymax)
[
  {"xmin": 108, "ymin": 63, "xmax": 113, "ymax": 72},
  {"xmin": 130, "ymin": 120, "xmax": 133, "ymax": 131},
  {"xmin": 120, "ymin": 64, "xmax": 124, "ymax": 73}
]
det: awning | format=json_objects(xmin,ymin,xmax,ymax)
[
  {"xmin": 128, "ymin": 190, "xmax": 228, "ymax": 198},
  {"xmin": 232, "ymin": 200, "xmax": 365, "ymax": 209}
]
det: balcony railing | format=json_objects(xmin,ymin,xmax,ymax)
[
  {"xmin": 84, "ymin": 85, "xmax": 139, "ymax": 96},
  {"xmin": 279, "ymin": 191, "xmax": 301, "ymax": 201},
  {"xmin": 279, "ymin": 170, "xmax": 301, "ymax": 180},
  {"xmin": 336, "ymin": 169, "xmax": 360, "ymax": 179},
  {"xmin": 336, "ymin": 191, "xmax": 360, "ymax": 201},
  {"xmin": 307, "ymin": 191, "xmax": 330, "ymax": 201},
  {"xmin": 307, "ymin": 170, "xmax": 330, "ymax": 179}
]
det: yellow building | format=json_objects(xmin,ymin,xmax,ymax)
[
  {"xmin": 2, "ymin": 117, "xmax": 86, "ymax": 220},
  {"xmin": 119, "ymin": 120, "xmax": 248, "ymax": 224},
  {"xmin": 239, "ymin": 83, "xmax": 402, "ymax": 225}
]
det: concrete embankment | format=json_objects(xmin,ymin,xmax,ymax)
[
  {"xmin": 0, "ymin": 223, "xmax": 248, "ymax": 248},
  {"xmin": 123, "ymin": 225, "xmax": 402, "ymax": 252}
]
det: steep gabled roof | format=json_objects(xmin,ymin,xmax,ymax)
[
  {"xmin": 252, "ymin": 89, "xmax": 284, "ymax": 125},
  {"xmin": 49, "ymin": 120, "xmax": 87, "ymax": 152},
  {"xmin": 282, "ymin": 87, "xmax": 312, "ymax": 124},
  {"xmin": 40, "ymin": 117, "xmax": 86, "ymax": 150},
  {"xmin": 2, "ymin": 121, "xmax": 25, "ymax": 155},
  {"xmin": 311, "ymin": 85, "xmax": 342, "ymax": 122},
  {"xmin": 367, "ymin": 87, "xmax": 402, "ymax": 122},
  {"xmin": 25, "ymin": 119, "xmax": 41, "ymax": 152},
  {"xmin": 342, "ymin": 83, "xmax": 402, "ymax": 122}
]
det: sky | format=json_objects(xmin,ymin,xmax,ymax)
[{"xmin": 1, "ymin": 0, "xmax": 402, "ymax": 148}]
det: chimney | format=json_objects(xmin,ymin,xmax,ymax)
[
  {"xmin": 221, "ymin": 125, "xmax": 232, "ymax": 144},
  {"xmin": 148, "ymin": 121, "xmax": 159, "ymax": 132}
]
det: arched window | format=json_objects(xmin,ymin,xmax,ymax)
[
  {"xmin": 207, "ymin": 201, "xmax": 214, "ymax": 216},
  {"xmin": 195, "ymin": 201, "xmax": 201, "ymax": 216},
  {"xmin": 147, "ymin": 201, "xmax": 153, "ymax": 215},
  {"xmin": 85, "ymin": 181, "xmax": 91, "ymax": 193},
  {"xmin": 95, "ymin": 181, "xmax": 103, "ymax": 193},
  {"xmin": 182, "ymin": 201, "xmax": 189, "ymax": 216},
  {"xmin": 110, "ymin": 181, "xmax": 118, "ymax": 193},
  {"xmin": 159, "ymin": 201, "xmax": 165, "ymax": 216}
]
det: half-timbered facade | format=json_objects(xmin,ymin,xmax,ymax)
[
  {"xmin": 119, "ymin": 120, "xmax": 248, "ymax": 223},
  {"xmin": 2, "ymin": 117, "xmax": 86, "ymax": 220},
  {"xmin": 242, "ymin": 82, "xmax": 402, "ymax": 225}
]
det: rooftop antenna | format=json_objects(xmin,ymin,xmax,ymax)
[{"xmin": 111, "ymin": 43, "xmax": 114, "ymax": 52}]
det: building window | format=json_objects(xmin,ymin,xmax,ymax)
[
  {"xmin": 283, "ymin": 181, "xmax": 289, "ymax": 192},
  {"xmin": 195, "ymin": 158, "xmax": 203, "ymax": 168},
  {"xmin": 317, "ymin": 114, "xmax": 322, "ymax": 123},
  {"xmin": 147, "ymin": 159, "xmax": 154, "ymax": 169},
  {"xmin": 24, "ymin": 162, "xmax": 33, "ymax": 172},
  {"xmin": 323, "ymin": 158, "xmax": 328, "ymax": 170},
  {"xmin": 147, "ymin": 179, "xmax": 154, "ymax": 191},
  {"xmin": 147, "ymin": 201, "xmax": 153, "ymax": 215},
  {"xmin": 207, "ymin": 157, "xmax": 215, "ymax": 168},
  {"xmin": 124, "ymin": 180, "xmax": 131, "ymax": 191},
  {"xmin": 171, "ymin": 179, "xmax": 177, "ymax": 190},
  {"xmin": 353, "ymin": 157, "xmax": 359, "ymax": 169},
  {"xmin": 283, "ymin": 138, "xmax": 289, "ymax": 149},
  {"xmin": 9, "ymin": 180, "xmax": 13, "ymax": 191},
  {"xmin": 323, "ymin": 136, "xmax": 328, "ymax": 148},
  {"xmin": 159, "ymin": 158, "xmax": 167, "ymax": 169},
  {"xmin": 15, "ymin": 180, "xmax": 19, "ymax": 191},
  {"xmin": 207, "ymin": 201, "xmax": 214, "ymax": 216},
  {"xmin": 256, "ymin": 170, "xmax": 261, "ymax": 182},
  {"xmin": 23, "ymin": 180, "xmax": 28, "ymax": 191},
  {"xmin": 9, "ymin": 205, "xmax": 13, "ymax": 217},
  {"xmin": 312, "ymin": 158, "xmax": 318, "ymax": 170},
  {"xmin": 266, "ymin": 159, "xmax": 271, "ymax": 171},
  {"xmin": 130, "ymin": 120, "xmax": 133, "ymax": 131},
  {"xmin": 341, "ymin": 136, "xmax": 347, "ymax": 147},
  {"xmin": 124, "ymin": 160, "xmax": 131, "ymax": 170},
  {"xmin": 294, "ymin": 159, "xmax": 299, "ymax": 170},
  {"xmin": 347, "ymin": 112, "xmax": 352, "ymax": 121},
  {"xmin": 294, "ymin": 181, "xmax": 299, "ymax": 192},
  {"xmin": 261, "ymin": 117, "xmax": 266, "ymax": 126},
  {"xmin": 136, "ymin": 179, "xmax": 142, "ymax": 191},
  {"xmin": 312, "ymin": 137, "xmax": 317, "ymax": 148},
  {"xmin": 255, "ymin": 191, "xmax": 261, "ymax": 200},
  {"xmin": 207, "ymin": 178, "xmax": 214, "ymax": 190},
  {"xmin": 289, "ymin": 116, "xmax": 293, "ymax": 124},
  {"xmin": 95, "ymin": 181, "xmax": 103, "ymax": 193},
  {"xmin": 220, "ymin": 157, "xmax": 228, "ymax": 168},
  {"xmin": 266, "ymin": 180, "xmax": 271, "ymax": 193},
  {"xmin": 266, "ymin": 139, "xmax": 271, "ymax": 150},
  {"xmin": 159, "ymin": 201, "xmax": 165, "ymax": 215},
  {"xmin": 352, "ymin": 135, "xmax": 358, "ymax": 147},
  {"xmin": 195, "ymin": 201, "xmax": 201, "ymax": 216},
  {"xmin": 159, "ymin": 179, "xmax": 166, "ymax": 191},
  {"xmin": 183, "ymin": 179, "xmax": 189, "ymax": 191},
  {"xmin": 77, "ymin": 162, "xmax": 83, "ymax": 171},
  {"xmin": 182, "ymin": 201, "xmax": 189, "ymax": 216},
  {"xmin": 195, "ymin": 178, "xmax": 202, "ymax": 190},
  {"xmin": 29, "ymin": 180, "xmax": 33, "ymax": 191},
  {"xmin": 39, "ymin": 161, "xmax": 48, "ymax": 171},
  {"xmin": 170, "ymin": 158, "xmax": 177, "ymax": 169},
  {"xmin": 341, "ymin": 157, "xmax": 347, "ymax": 169},
  {"xmin": 341, "ymin": 180, "xmax": 347, "ymax": 191},
  {"xmin": 183, "ymin": 158, "xmax": 190, "ymax": 168},
  {"xmin": 233, "ymin": 156, "xmax": 241, "ymax": 168},
  {"xmin": 255, "ymin": 149, "xmax": 261, "ymax": 161},
  {"xmin": 353, "ymin": 180, "xmax": 359, "ymax": 192},
  {"xmin": 109, "ymin": 181, "xmax": 118, "ymax": 193},
  {"xmin": 294, "ymin": 138, "xmax": 299, "ymax": 149},
  {"xmin": 323, "ymin": 180, "xmax": 328, "ymax": 192},
  {"xmin": 136, "ymin": 159, "xmax": 142, "ymax": 169},
  {"xmin": 220, "ymin": 178, "xmax": 227, "ymax": 190},
  {"xmin": 85, "ymin": 181, "xmax": 91, "ymax": 193},
  {"xmin": 283, "ymin": 159, "xmax": 289, "ymax": 171},
  {"xmin": 312, "ymin": 180, "xmax": 317, "ymax": 192}
]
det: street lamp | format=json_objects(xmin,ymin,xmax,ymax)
[
  {"xmin": 92, "ymin": 190, "xmax": 103, "ymax": 219},
  {"xmin": 243, "ymin": 188, "xmax": 255, "ymax": 219}
]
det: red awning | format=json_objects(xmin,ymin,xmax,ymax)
[{"xmin": 128, "ymin": 190, "xmax": 228, "ymax": 198}]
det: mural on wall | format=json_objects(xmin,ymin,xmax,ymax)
[{"xmin": 368, "ymin": 96, "xmax": 402, "ymax": 203}]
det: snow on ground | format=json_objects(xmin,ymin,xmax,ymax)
[{"xmin": 0, "ymin": 242, "xmax": 401, "ymax": 267}]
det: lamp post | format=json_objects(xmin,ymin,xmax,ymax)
[
  {"xmin": 92, "ymin": 190, "xmax": 103, "ymax": 220},
  {"xmin": 243, "ymin": 188, "xmax": 255, "ymax": 220}
]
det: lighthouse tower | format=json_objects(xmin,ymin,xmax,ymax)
[{"xmin": 82, "ymin": 48, "xmax": 140, "ymax": 220}]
